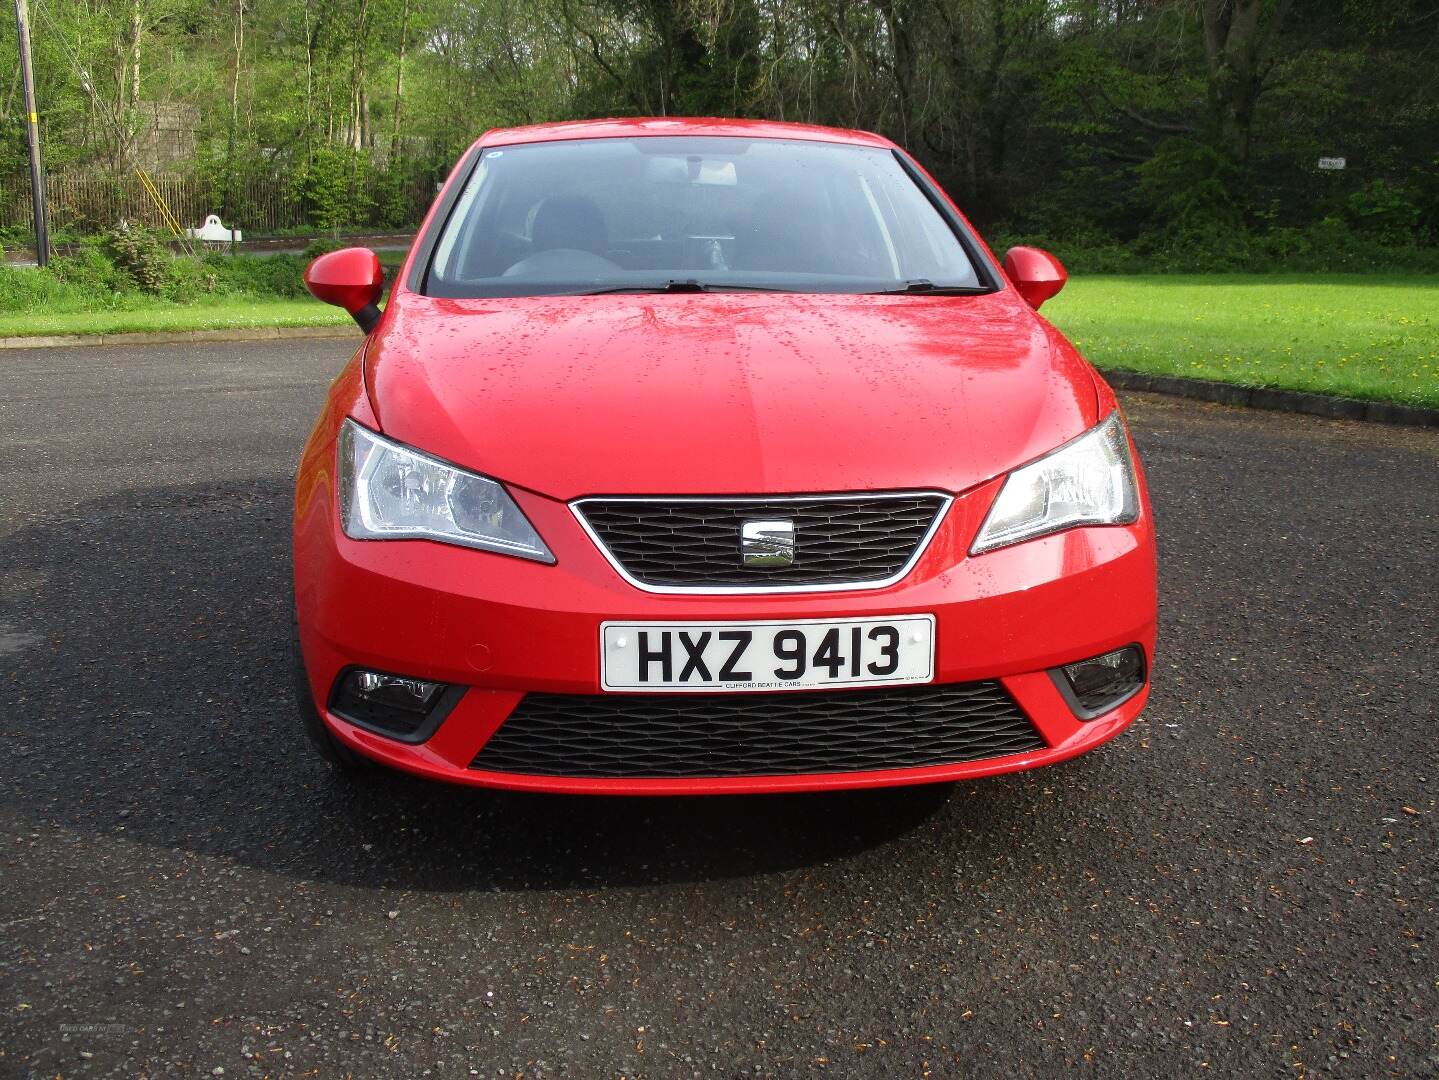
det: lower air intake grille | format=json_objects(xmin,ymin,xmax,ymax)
[{"xmin": 470, "ymin": 682, "xmax": 1043, "ymax": 778}]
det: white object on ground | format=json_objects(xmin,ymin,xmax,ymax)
[{"xmin": 185, "ymin": 214, "xmax": 242, "ymax": 243}]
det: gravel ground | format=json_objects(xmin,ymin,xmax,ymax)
[{"xmin": 0, "ymin": 340, "xmax": 1435, "ymax": 1079}]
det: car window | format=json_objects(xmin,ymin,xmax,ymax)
[{"xmin": 425, "ymin": 136, "xmax": 984, "ymax": 297}]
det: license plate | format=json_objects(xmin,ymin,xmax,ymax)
[{"xmin": 600, "ymin": 615, "xmax": 935, "ymax": 693}]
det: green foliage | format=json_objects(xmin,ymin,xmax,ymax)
[
  {"xmin": 1344, "ymin": 180, "xmax": 1422, "ymax": 244},
  {"xmin": 0, "ymin": 261, "xmax": 118, "ymax": 314},
  {"xmin": 290, "ymin": 148, "xmax": 375, "ymax": 232},
  {"xmin": 48, "ymin": 243, "xmax": 137, "ymax": 296},
  {"xmin": 203, "ymin": 253, "xmax": 314, "ymax": 298},
  {"xmin": 999, "ymin": 231, "xmax": 1152, "ymax": 275},
  {"xmin": 302, "ymin": 237, "xmax": 347, "ymax": 260},
  {"xmin": 161, "ymin": 257, "xmax": 220, "ymax": 302},
  {"xmin": 0, "ymin": 249, "xmax": 313, "ymax": 317},
  {"xmin": 2, "ymin": 0, "xmax": 1436, "ymax": 256},
  {"xmin": 994, "ymin": 220, "xmax": 1439, "ymax": 275},
  {"xmin": 104, "ymin": 225, "xmax": 172, "ymax": 294},
  {"xmin": 370, "ymin": 169, "xmax": 415, "ymax": 230},
  {"xmin": 1134, "ymin": 140, "xmax": 1244, "ymax": 235},
  {"xmin": 1410, "ymin": 158, "xmax": 1439, "ymax": 242},
  {"xmin": 0, "ymin": 223, "xmax": 91, "ymax": 251}
]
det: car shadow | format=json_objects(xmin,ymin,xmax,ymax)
[{"xmin": 0, "ymin": 479, "xmax": 1031, "ymax": 892}]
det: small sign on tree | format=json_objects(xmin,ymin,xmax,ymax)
[{"xmin": 1317, "ymin": 157, "xmax": 1347, "ymax": 171}]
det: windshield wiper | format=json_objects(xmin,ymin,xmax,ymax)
[
  {"xmin": 571, "ymin": 278, "xmax": 988, "ymax": 297},
  {"xmin": 872, "ymin": 279, "xmax": 991, "ymax": 296},
  {"xmin": 575, "ymin": 280, "xmax": 796, "ymax": 295}
]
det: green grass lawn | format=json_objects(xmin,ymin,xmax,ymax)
[
  {"xmin": 1044, "ymin": 274, "xmax": 1439, "ymax": 409},
  {"xmin": 0, "ymin": 298, "xmax": 349, "ymax": 337}
]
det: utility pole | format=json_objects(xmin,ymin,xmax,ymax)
[{"xmin": 14, "ymin": 0, "xmax": 49, "ymax": 267}]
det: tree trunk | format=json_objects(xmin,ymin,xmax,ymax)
[
  {"xmin": 1201, "ymin": 0, "xmax": 1294, "ymax": 167},
  {"xmin": 225, "ymin": 0, "xmax": 244, "ymax": 225},
  {"xmin": 873, "ymin": 0, "xmax": 914, "ymax": 146},
  {"xmin": 229, "ymin": 0, "xmax": 244, "ymax": 136},
  {"xmin": 303, "ymin": 0, "xmax": 315, "ymax": 158},
  {"xmin": 391, "ymin": 0, "xmax": 409, "ymax": 163},
  {"xmin": 351, "ymin": 0, "xmax": 370, "ymax": 150},
  {"xmin": 129, "ymin": 0, "xmax": 142, "ymax": 109},
  {"xmin": 108, "ymin": 0, "xmax": 144, "ymax": 169}
]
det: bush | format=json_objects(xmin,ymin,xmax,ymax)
[
  {"xmin": 49, "ymin": 243, "xmax": 135, "ymax": 295},
  {"xmin": 1135, "ymin": 222, "xmax": 1259, "ymax": 273},
  {"xmin": 104, "ymin": 224, "xmax": 170, "ymax": 294},
  {"xmin": 290, "ymin": 147, "xmax": 375, "ymax": 230},
  {"xmin": 371, "ymin": 167, "xmax": 415, "ymax": 229},
  {"xmin": 204, "ymin": 252, "xmax": 311, "ymax": 298},
  {"xmin": 1344, "ymin": 180, "xmax": 1423, "ymax": 245},
  {"xmin": 994, "ymin": 219, "xmax": 1439, "ymax": 275},
  {"xmin": 163, "ymin": 256, "xmax": 220, "ymax": 302},
  {"xmin": 989, "ymin": 229, "xmax": 1148, "ymax": 275},
  {"xmin": 1134, "ymin": 139, "xmax": 1243, "ymax": 235},
  {"xmin": 0, "ymin": 258, "xmax": 125, "ymax": 313},
  {"xmin": 302, "ymin": 236, "xmax": 346, "ymax": 260}
]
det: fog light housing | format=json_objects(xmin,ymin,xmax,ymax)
[
  {"xmin": 1050, "ymin": 645, "xmax": 1146, "ymax": 719},
  {"xmin": 329, "ymin": 668, "xmax": 462, "ymax": 742}
]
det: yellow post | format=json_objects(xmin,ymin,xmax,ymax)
[{"xmin": 135, "ymin": 167, "xmax": 196, "ymax": 257}]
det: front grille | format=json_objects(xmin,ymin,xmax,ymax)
[
  {"xmin": 574, "ymin": 494, "xmax": 948, "ymax": 589},
  {"xmin": 469, "ymin": 682, "xmax": 1043, "ymax": 778}
]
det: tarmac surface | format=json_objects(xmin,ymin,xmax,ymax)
[{"xmin": 1, "ymin": 339, "xmax": 1435, "ymax": 1077}]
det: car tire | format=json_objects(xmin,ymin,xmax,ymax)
[{"xmin": 293, "ymin": 641, "xmax": 373, "ymax": 774}]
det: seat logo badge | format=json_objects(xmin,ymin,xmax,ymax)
[{"xmin": 741, "ymin": 520, "xmax": 795, "ymax": 567}]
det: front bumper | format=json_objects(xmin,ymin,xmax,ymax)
[{"xmin": 294, "ymin": 431, "xmax": 1157, "ymax": 794}]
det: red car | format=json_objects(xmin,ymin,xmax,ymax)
[{"xmin": 294, "ymin": 117, "xmax": 1156, "ymax": 795}]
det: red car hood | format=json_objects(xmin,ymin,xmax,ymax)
[{"xmin": 364, "ymin": 290, "xmax": 1098, "ymax": 500}]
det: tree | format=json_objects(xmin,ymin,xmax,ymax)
[
  {"xmin": 3, "ymin": 0, "xmax": 1434, "ymax": 243},
  {"xmin": 1201, "ymin": 0, "xmax": 1296, "ymax": 167}
]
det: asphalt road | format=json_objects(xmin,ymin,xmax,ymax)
[{"xmin": 1, "ymin": 339, "xmax": 1435, "ymax": 1079}]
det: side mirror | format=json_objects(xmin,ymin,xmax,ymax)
[
  {"xmin": 304, "ymin": 248, "xmax": 384, "ymax": 333},
  {"xmin": 1002, "ymin": 246, "xmax": 1067, "ymax": 310}
]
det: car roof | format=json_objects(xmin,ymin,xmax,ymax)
[{"xmin": 473, "ymin": 117, "xmax": 897, "ymax": 152}]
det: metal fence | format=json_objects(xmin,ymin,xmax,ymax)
[{"xmin": 0, "ymin": 172, "xmax": 431, "ymax": 235}]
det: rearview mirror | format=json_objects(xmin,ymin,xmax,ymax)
[
  {"xmin": 304, "ymin": 248, "xmax": 384, "ymax": 333},
  {"xmin": 1002, "ymin": 246, "xmax": 1067, "ymax": 310}
]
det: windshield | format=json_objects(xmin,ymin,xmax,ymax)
[{"xmin": 424, "ymin": 136, "xmax": 986, "ymax": 297}]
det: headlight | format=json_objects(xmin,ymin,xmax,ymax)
[
  {"xmin": 338, "ymin": 420, "xmax": 555, "ymax": 563},
  {"xmin": 971, "ymin": 412, "xmax": 1139, "ymax": 554}
]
